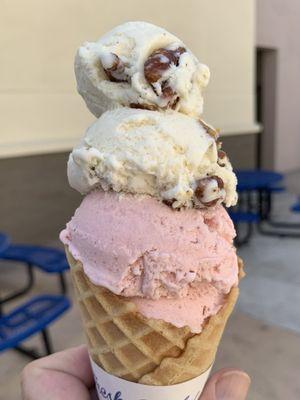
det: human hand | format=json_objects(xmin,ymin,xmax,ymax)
[{"xmin": 21, "ymin": 345, "xmax": 250, "ymax": 400}]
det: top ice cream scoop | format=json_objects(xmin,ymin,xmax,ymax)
[{"xmin": 75, "ymin": 21, "xmax": 210, "ymax": 118}]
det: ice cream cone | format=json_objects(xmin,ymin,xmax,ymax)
[{"xmin": 66, "ymin": 247, "xmax": 244, "ymax": 386}]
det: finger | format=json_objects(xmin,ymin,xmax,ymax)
[
  {"xmin": 21, "ymin": 345, "xmax": 94, "ymax": 400},
  {"xmin": 199, "ymin": 368, "xmax": 250, "ymax": 400}
]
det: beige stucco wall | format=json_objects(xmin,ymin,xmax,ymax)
[
  {"xmin": 0, "ymin": 0, "xmax": 257, "ymax": 158},
  {"xmin": 257, "ymin": 0, "xmax": 300, "ymax": 171}
]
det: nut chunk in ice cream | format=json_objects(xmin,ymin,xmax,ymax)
[
  {"xmin": 60, "ymin": 190, "xmax": 239, "ymax": 333},
  {"xmin": 75, "ymin": 21, "xmax": 210, "ymax": 118},
  {"xmin": 68, "ymin": 107, "xmax": 237, "ymax": 209}
]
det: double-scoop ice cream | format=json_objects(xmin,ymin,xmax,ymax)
[{"xmin": 61, "ymin": 20, "xmax": 239, "ymax": 352}]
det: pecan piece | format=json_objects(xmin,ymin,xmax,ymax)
[
  {"xmin": 173, "ymin": 46, "xmax": 186, "ymax": 61},
  {"xmin": 171, "ymin": 97, "xmax": 180, "ymax": 110},
  {"xmin": 194, "ymin": 175, "xmax": 225, "ymax": 207},
  {"xmin": 212, "ymin": 175, "xmax": 224, "ymax": 189},
  {"xmin": 144, "ymin": 46, "xmax": 186, "ymax": 106},
  {"xmin": 100, "ymin": 53, "xmax": 128, "ymax": 82},
  {"xmin": 162, "ymin": 198, "xmax": 176, "ymax": 207},
  {"xmin": 161, "ymin": 81, "xmax": 175, "ymax": 98},
  {"xmin": 217, "ymin": 150, "xmax": 227, "ymax": 167},
  {"xmin": 199, "ymin": 120, "xmax": 219, "ymax": 140},
  {"xmin": 129, "ymin": 103, "xmax": 158, "ymax": 111},
  {"xmin": 201, "ymin": 198, "xmax": 220, "ymax": 207},
  {"xmin": 144, "ymin": 48, "xmax": 179, "ymax": 83},
  {"xmin": 218, "ymin": 150, "xmax": 226, "ymax": 159},
  {"xmin": 194, "ymin": 178, "xmax": 208, "ymax": 199},
  {"xmin": 160, "ymin": 81, "xmax": 179, "ymax": 107}
]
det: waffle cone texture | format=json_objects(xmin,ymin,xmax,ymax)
[{"xmin": 66, "ymin": 247, "xmax": 244, "ymax": 385}]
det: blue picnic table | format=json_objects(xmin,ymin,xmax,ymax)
[
  {"xmin": 236, "ymin": 169, "xmax": 283, "ymax": 191},
  {"xmin": 0, "ymin": 236, "xmax": 71, "ymax": 358},
  {"xmin": 231, "ymin": 169, "xmax": 300, "ymax": 244},
  {"xmin": 0, "ymin": 233, "xmax": 10, "ymax": 255}
]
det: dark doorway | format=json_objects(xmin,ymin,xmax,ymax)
[{"xmin": 256, "ymin": 48, "xmax": 278, "ymax": 169}]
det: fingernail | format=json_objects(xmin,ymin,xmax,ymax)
[{"xmin": 215, "ymin": 370, "xmax": 250, "ymax": 400}]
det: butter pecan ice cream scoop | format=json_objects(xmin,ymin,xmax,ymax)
[
  {"xmin": 68, "ymin": 107, "xmax": 237, "ymax": 209},
  {"xmin": 75, "ymin": 21, "xmax": 210, "ymax": 118}
]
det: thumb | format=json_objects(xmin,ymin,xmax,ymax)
[{"xmin": 199, "ymin": 368, "xmax": 250, "ymax": 400}]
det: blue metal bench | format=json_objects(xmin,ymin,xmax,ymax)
[
  {"xmin": 0, "ymin": 295, "xmax": 70, "ymax": 358},
  {"xmin": 229, "ymin": 211, "xmax": 260, "ymax": 223},
  {"xmin": 0, "ymin": 245, "xmax": 69, "ymax": 299},
  {"xmin": 229, "ymin": 211, "xmax": 259, "ymax": 246},
  {"xmin": 236, "ymin": 169, "xmax": 284, "ymax": 191},
  {"xmin": 232, "ymin": 169, "xmax": 284, "ymax": 244},
  {"xmin": 234, "ymin": 169, "xmax": 300, "ymax": 241},
  {"xmin": 0, "ymin": 233, "xmax": 10, "ymax": 255},
  {"xmin": 1, "ymin": 244, "xmax": 69, "ymax": 273},
  {"xmin": 236, "ymin": 170, "xmax": 285, "ymax": 223},
  {"xmin": 291, "ymin": 200, "xmax": 300, "ymax": 213}
]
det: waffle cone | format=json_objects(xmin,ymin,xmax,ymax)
[{"xmin": 66, "ymin": 247, "xmax": 244, "ymax": 385}]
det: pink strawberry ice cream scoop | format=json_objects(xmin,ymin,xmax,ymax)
[{"xmin": 60, "ymin": 189, "xmax": 238, "ymax": 333}]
